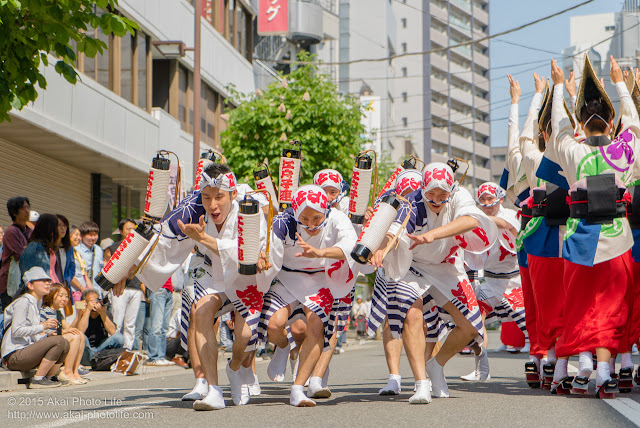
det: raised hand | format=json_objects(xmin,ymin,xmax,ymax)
[
  {"xmin": 533, "ymin": 73, "xmax": 545, "ymax": 94},
  {"xmin": 610, "ymin": 55, "xmax": 624, "ymax": 84},
  {"xmin": 565, "ymin": 71, "xmax": 576, "ymax": 98},
  {"xmin": 551, "ymin": 59, "xmax": 564, "ymax": 86},
  {"xmin": 508, "ymin": 74, "xmax": 521, "ymax": 103}
]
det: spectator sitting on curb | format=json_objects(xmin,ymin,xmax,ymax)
[
  {"xmin": 1, "ymin": 267, "xmax": 70, "ymax": 389},
  {"xmin": 75, "ymin": 290, "xmax": 124, "ymax": 358},
  {"xmin": 40, "ymin": 283, "xmax": 87, "ymax": 384}
]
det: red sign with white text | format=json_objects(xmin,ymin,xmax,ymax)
[{"xmin": 258, "ymin": 0, "xmax": 289, "ymax": 35}]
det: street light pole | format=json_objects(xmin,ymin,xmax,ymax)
[{"xmin": 193, "ymin": 0, "xmax": 202, "ymax": 183}]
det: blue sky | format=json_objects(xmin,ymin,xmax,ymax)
[{"xmin": 489, "ymin": 0, "xmax": 625, "ymax": 146}]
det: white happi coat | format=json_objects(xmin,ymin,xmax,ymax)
[
  {"xmin": 270, "ymin": 208, "xmax": 359, "ymax": 306},
  {"xmin": 384, "ymin": 187, "xmax": 498, "ymax": 305}
]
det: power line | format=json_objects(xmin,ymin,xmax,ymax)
[{"xmin": 256, "ymin": 1, "xmax": 594, "ymax": 65}]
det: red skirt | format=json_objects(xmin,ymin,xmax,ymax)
[
  {"xmin": 622, "ymin": 262, "xmax": 640, "ymax": 351},
  {"xmin": 555, "ymin": 251, "xmax": 633, "ymax": 358},
  {"xmin": 527, "ymin": 256, "xmax": 565, "ymax": 352},
  {"xmin": 520, "ymin": 265, "xmax": 543, "ymax": 357},
  {"xmin": 501, "ymin": 321, "xmax": 526, "ymax": 348}
]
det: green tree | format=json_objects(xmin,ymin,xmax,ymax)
[
  {"xmin": 0, "ymin": 0, "xmax": 137, "ymax": 122},
  {"xmin": 221, "ymin": 52, "xmax": 369, "ymax": 184}
]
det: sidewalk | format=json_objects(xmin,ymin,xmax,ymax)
[{"xmin": 0, "ymin": 336, "xmax": 377, "ymax": 394}]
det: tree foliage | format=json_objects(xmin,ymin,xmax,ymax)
[
  {"xmin": 0, "ymin": 0, "xmax": 137, "ymax": 121},
  {"xmin": 221, "ymin": 52, "xmax": 369, "ymax": 185}
]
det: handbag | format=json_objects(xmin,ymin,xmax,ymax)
[
  {"xmin": 7, "ymin": 256, "xmax": 21, "ymax": 298},
  {"xmin": 111, "ymin": 350, "xmax": 148, "ymax": 376}
]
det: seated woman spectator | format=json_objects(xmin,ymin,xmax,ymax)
[
  {"xmin": 55, "ymin": 215, "xmax": 75, "ymax": 289},
  {"xmin": 69, "ymin": 226, "xmax": 91, "ymax": 303},
  {"xmin": 75, "ymin": 290, "xmax": 124, "ymax": 358},
  {"xmin": 1, "ymin": 267, "xmax": 70, "ymax": 388},
  {"xmin": 40, "ymin": 283, "xmax": 87, "ymax": 385},
  {"xmin": 19, "ymin": 214, "xmax": 64, "ymax": 291}
]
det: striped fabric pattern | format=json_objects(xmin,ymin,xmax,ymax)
[{"xmin": 367, "ymin": 271, "xmax": 388, "ymax": 337}]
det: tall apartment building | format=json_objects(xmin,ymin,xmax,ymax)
[
  {"xmin": 0, "ymin": 0, "xmax": 256, "ymax": 236},
  {"xmin": 392, "ymin": 0, "xmax": 491, "ymax": 188}
]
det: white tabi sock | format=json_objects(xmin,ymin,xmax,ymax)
[
  {"xmin": 621, "ymin": 352, "xmax": 633, "ymax": 370},
  {"xmin": 379, "ymin": 374, "xmax": 401, "ymax": 395},
  {"xmin": 578, "ymin": 352, "xmax": 593, "ymax": 378},
  {"xmin": 321, "ymin": 366, "xmax": 330, "ymax": 388},
  {"xmin": 308, "ymin": 376, "xmax": 323, "ymax": 391},
  {"xmin": 267, "ymin": 343, "xmax": 290, "ymax": 382},
  {"xmin": 290, "ymin": 384, "xmax": 316, "ymax": 407},
  {"xmin": 552, "ymin": 359, "xmax": 568, "ymax": 383},
  {"xmin": 546, "ymin": 347, "xmax": 556, "ymax": 365},
  {"xmin": 596, "ymin": 361, "xmax": 611, "ymax": 387}
]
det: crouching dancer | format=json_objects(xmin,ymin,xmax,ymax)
[
  {"xmin": 371, "ymin": 162, "xmax": 497, "ymax": 402},
  {"xmin": 137, "ymin": 163, "xmax": 273, "ymax": 410},
  {"xmin": 258, "ymin": 185, "xmax": 359, "ymax": 407}
]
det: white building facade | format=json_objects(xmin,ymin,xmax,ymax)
[
  {"xmin": 0, "ymin": 0, "xmax": 256, "ymax": 235},
  {"xmin": 391, "ymin": 0, "xmax": 491, "ymax": 188}
]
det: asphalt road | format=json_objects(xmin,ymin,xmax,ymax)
[{"xmin": 1, "ymin": 332, "xmax": 640, "ymax": 428}]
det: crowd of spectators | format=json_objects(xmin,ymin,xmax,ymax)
[{"xmin": 0, "ymin": 196, "xmax": 187, "ymax": 387}]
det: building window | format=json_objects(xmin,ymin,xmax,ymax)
[
  {"xmin": 401, "ymin": 67, "xmax": 407, "ymax": 77},
  {"xmin": 401, "ymin": 42, "xmax": 407, "ymax": 53},
  {"xmin": 176, "ymin": 64, "xmax": 225, "ymax": 149},
  {"xmin": 402, "ymin": 92, "xmax": 407, "ymax": 102},
  {"xmin": 178, "ymin": 65, "xmax": 189, "ymax": 132},
  {"xmin": 493, "ymin": 154, "xmax": 506, "ymax": 162},
  {"xmin": 605, "ymin": 25, "xmax": 615, "ymax": 31},
  {"xmin": 199, "ymin": 0, "xmax": 253, "ymax": 63},
  {"xmin": 401, "ymin": 18, "xmax": 407, "ymax": 28},
  {"xmin": 402, "ymin": 117, "xmax": 408, "ymax": 127},
  {"xmin": 75, "ymin": 9, "xmax": 151, "ymax": 112}
]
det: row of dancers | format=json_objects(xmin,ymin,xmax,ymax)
[{"xmin": 130, "ymin": 53, "xmax": 640, "ymax": 409}]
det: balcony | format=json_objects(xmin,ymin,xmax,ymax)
[
  {"xmin": 450, "ymin": 0, "xmax": 472, "ymax": 15},
  {"xmin": 472, "ymin": 165, "xmax": 491, "ymax": 182},
  {"xmin": 430, "ymin": 53, "xmax": 448, "ymax": 72},
  {"xmin": 473, "ymin": 4, "xmax": 489, "ymax": 25},
  {"xmin": 450, "ymin": 133, "xmax": 473, "ymax": 153},
  {"xmin": 430, "ymin": 76, "xmax": 448, "ymax": 93},
  {"xmin": 474, "ymin": 95, "xmax": 490, "ymax": 113},
  {"xmin": 475, "ymin": 76, "xmax": 489, "ymax": 92},
  {"xmin": 431, "ymin": 151, "xmax": 449, "ymax": 164},
  {"xmin": 431, "ymin": 127, "xmax": 449, "ymax": 145},
  {"xmin": 450, "ymin": 87, "xmax": 473, "ymax": 106},
  {"xmin": 429, "ymin": 2, "xmax": 448, "ymax": 24},
  {"xmin": 474, "ymin": 51, "xmax": 489, "ymax": 69},
  {"xmin": 450, "ymin": 61, "xmax": 474, "ymax": 85},
  {"xmin": 475, "ymin": 121, "xmax": 490, "ymax": 137},
  {"xmin": 430, "ymin": 101, "xmax": 449, "ymax": 120},
  {"xmin": 474, "ymin": 141, "xmax": 491, "ymax": 159},
  {"xmin": 430, "ymin": 28, "xmax": 448, "ymax": 49},
  {"xmin": 289, "ymin": 0, "xmax": 325, "ymax": 44}
]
